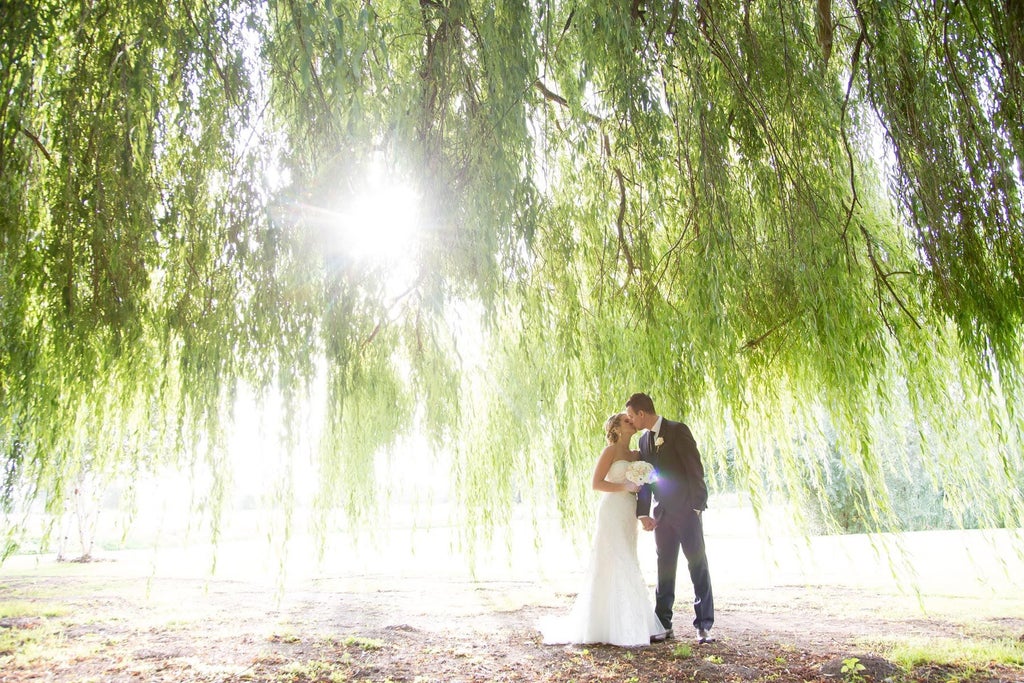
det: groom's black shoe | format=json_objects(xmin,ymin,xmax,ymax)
[{"xmin": 650, "ymin": 629, "xmax": 673, "ymax": 643}]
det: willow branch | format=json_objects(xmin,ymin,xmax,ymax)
[
  {"xmin": 940, "ymin": 7, "xmax": 995, "ymax": 169},
  {"xmin": 860, "ymin": 225, "xmax": 922, "ymax": 331},
  {"xmin": 666, "ymin": 0, "xmax": 681, "ymax": 41},
  {"xmin": 534, "ymin": 80, "xmax": 604, "ymax": 124},
  {"xmin": 838, "ymin": 26, "xmax": 866, "ymax": 262},
  {"xmin": 560, "ymin": 8, "xmax": 575, "ymax": 38},
  {"xmin": 185, "ymin": 2, "xmax": 237, "ymax": 107},
  {"xmin": 742, "ymin": 311, "xmax": 801, "ymax": 351},
  {"xmin": 816, "ymin": 0, "xmax": 833, "ymax": 67},
  {"xmin": 647, "ymin": 210, "xmax": 697, "ymax": 302},
  {"xmin": 360, "ymin": 277, "xmax": 423, "ymax": 353},
  {"xmin": 533, "ymin": 79, "xmax": 568, "ymax": 107},
  {"xmin": 630, "ymin": 0, "xmax": 646, "ymax": 24},
  {"xmin": 613, "ymin": 167, "xmax": 638, "ymax": 275},
  {"xmin": 840, "ymin": 14, "xmax": 921, "ymax": 331},
  {"xmin": 287, "ymin": 0, "xmax": 329, "ymax": 110},
  {"xmin": 697, "ymin": 7, "xmax": 798, "ymax": 204},
  {"xmin": 20, "ymin": 127, "xmax": 53, "ymax": 163}
]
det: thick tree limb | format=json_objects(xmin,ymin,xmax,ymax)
[
  {"xmin": 816, "ymin": 0, "xmax": 833, "ymax": 67},
  {"xmin": 533, "ymin": 79, "xmax": 568, "ymax": 108}
]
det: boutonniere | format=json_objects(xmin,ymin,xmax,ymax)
[{"xmin": 655, "ymin": 436, "xmax": 665, "ymax": 451}]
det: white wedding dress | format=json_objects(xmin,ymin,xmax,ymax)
[{"xmin": 539, "ymin": 460, "xmax": 666, "ymax": 647}]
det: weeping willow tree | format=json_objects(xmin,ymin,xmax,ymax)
[{"xmin": 1, "ymin": 0, "xmax": 1022, "ymax": 559}]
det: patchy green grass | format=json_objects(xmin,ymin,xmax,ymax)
[
  {"xmin": 0, "ymin": 622, "xmax": 50, "ymax": 660},
  {"xmin": 885, "ymin": 635, "xmax": 1024, "ymax": 669},
  {"xmin": 279, "ymin": 658, "xmax": 348, "ymax": 682},
  {"xmin": 0, "ymin": 600, "xmax": 66, "ymax": 619},
  {"xmin": 671, "ymin": 643, "xmax": 693, "ymax": 658},
  {"xmin": 270, "ymin": 627, "xmax": 302, "ymax": 644},
  {"xmin": 340, "ymin": 635, "xmax": 383, "ymax": 650},
  {"xmin": 0, "ymin": 599, "xmax": 72, "ymax": 666},
  {"xmin": 0, "ymin": 616, "xmax": 75, "ymax": 669}
]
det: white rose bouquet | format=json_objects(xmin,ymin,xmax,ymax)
[{"xmin": 625, "ymin": 460, "xmax": 656, "ymax": 485}]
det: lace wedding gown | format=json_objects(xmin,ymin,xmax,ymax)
[{"xmin": 539, "ymin": 460, "xmax": 666, "ymax": 647}]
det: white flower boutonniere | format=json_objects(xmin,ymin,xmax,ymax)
[{"xmin": 655, "ymin": 436, "xmax": 665, "ymax": 451}]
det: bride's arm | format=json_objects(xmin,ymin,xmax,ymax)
[{"xmin": 592, "ymin": 447, "xmax": 638, "ymax": 493}]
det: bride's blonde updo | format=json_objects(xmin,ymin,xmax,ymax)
[{"xmin": 604, "ymin": 413, "xmax": 626, "ymax": 445}]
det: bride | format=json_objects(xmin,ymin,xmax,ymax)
[{"xmin": 539, "ymin": 413, "xmax": 666, "ymax": 647}]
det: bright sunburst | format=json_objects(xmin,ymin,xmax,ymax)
[
  {"xmin": 320, "ymin": 160, "xmax": 422, "ymax": 297},
  {"xmin": 342, "ymin": 175, "xmax": 421, "ymax": 263}
]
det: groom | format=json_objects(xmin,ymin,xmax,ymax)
[{"xmin": 625, "ymin": 392, "xmax": 715, "ymax": 644}]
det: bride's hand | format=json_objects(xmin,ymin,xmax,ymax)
[{"xmin": 623, "ymin": 481, "xmax": 640, "ymax": 494}]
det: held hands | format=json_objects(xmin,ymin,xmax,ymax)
[{"xmin": 639, "ymin": 516, "xmax": 656, "ymax": 531}]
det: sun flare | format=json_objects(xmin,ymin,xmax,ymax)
[
  {"xmin": 317, "ymin": 164, "xmax": 423, "ymax": 297},
  {"xmin": 331, "ymin": 163, "xmax": 422, "ymax": 266},
  {"xmin": 346, "ymin": 183, "xmax": 420, "ymax": 261}
]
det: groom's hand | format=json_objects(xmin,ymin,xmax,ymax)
[{"xmin": 639, "ymin": 516, "xmax": 656, "ymax": 531}]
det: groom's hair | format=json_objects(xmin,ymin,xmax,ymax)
[{"xmin": 626, "ymin": 393, "xmax": 656, "ymax": 414}]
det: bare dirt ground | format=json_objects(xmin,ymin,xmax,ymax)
[{"xmin": 2, "ymin": 527, "xmax": 1024, "ymax": 682}]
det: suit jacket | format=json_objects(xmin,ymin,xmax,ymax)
[{"xmin": 636, "ymin": 418, "xmax": 708, "ymax": 521}]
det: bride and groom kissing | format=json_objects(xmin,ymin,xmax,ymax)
[{"xmin": 540, "ymin": 393, "xmax": 715, "ymax": 647}]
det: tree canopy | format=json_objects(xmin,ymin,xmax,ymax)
[{"xmin": 2, "ymin": 0, "xmax": 1022, "ymax": 557}]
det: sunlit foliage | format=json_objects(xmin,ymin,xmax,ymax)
[{"xmin": 1, "ymin": 0, "xmax": 1022, "ymax": 557}]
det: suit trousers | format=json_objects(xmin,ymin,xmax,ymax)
[{"xmin": 653, "ymin": 509, "xmax": 714, "ymax": 631}]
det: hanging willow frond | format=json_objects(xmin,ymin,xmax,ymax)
[{"xmin": 1, "ymin": 0, "xmax": 1022, "ymax": 563}]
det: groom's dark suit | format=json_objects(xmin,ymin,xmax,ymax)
[{"xmin": 636, "ymin": 418, "xmax": 714, "ymax": 633}]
